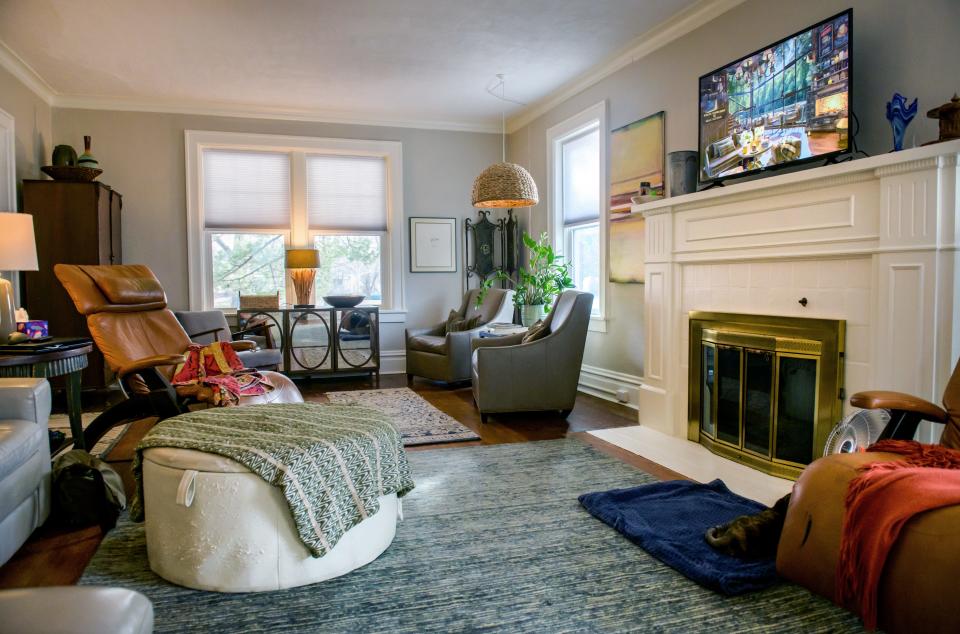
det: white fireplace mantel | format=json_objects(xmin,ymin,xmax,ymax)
[{"xmin": 637, "ymin": 139, "xmax": 960, "ymax": 445}]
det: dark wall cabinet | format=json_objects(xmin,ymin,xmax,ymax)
[{"xmin": 21, "ymin": 180, "xmax": 122, "ymax": 388}]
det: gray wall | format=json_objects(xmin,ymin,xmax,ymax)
[
  {"xmin": 508, "ymin": 0, "xmax": 960, "ymax": 378},
  {"xmin": 0, "ymin": 65, "xmax": 51, "ymax": 204},
  {"xmin": 52, "ymin": 109, "xmax": 501, "ymax": 350}
]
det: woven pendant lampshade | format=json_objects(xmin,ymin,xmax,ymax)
[{"xmin": 471, "ymin": 162, "xmax": 539, "ymax": 208}]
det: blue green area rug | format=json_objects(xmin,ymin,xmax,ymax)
[{"xmin": 80, "ymin": 439, "xmax": 862, "ymax": 633}]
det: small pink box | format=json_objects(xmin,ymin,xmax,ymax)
[{"xmin": 16, "ymin": 320, "xmax": 48, "ymax": 339}]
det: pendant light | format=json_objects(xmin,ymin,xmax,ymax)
[{"xmin": 471, "ymin": 75, "xmax": 539, "ymax": 209}]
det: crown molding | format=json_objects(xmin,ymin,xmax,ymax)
[
  {"xmin": 505, "ymin": 0, "xmax": 746, "ymax": 133},
  {"xmin": 0, "ymin": 37, "xmax": 499, "ymax": 134},
  {"xmin": 52, "ymin": 95, "xmax": 502, "ymax": 133},
  {"xmin": 0, "ymin": 40, "xmax": 56, "ymax": 104}
]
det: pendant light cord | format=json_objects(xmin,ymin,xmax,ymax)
[{"xmin": 486, "ymin": 73, "xmax": 527, "ymax": 163}]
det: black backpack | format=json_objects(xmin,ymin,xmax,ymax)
[{"xmin": 51, "ymin": 449, "xmax": 127, "ymax": 531}]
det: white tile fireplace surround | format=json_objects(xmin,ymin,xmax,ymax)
[{"xmin": 594, "ymin": 140, "xmax": 960, "ymax": 493}]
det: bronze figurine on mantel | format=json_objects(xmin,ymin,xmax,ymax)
[
  {"xmin": 464, "ymin": 209, "xmax": 518, "ymax": 290},
  {"xmin": 924, "ymin": 93, "xmax": 960, "ymax": 145}
]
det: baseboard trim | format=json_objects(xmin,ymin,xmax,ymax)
[
  {"xmin": 380, "ymin": 349, "xmax": 406, "ymax": 375},
  {"xmin": 578, "ymin": 364, "xmax": 641, "ymax": 410}
]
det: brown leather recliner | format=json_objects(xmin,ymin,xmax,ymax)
[
  {"xmin": 54, "ymin": 264, "xmax": 303, "ymax": 448},
  {"xmin": 777, "ymin": 360, "xmax": 960, "ymax": 634}
]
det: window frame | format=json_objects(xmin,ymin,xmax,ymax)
[
  {"xmin": 546, "ymin": 101, "xmax": 608, "ymax": 331},
  {"xmin": 185, "ymin": 130, "xmax": 404, "ymax": 314}
]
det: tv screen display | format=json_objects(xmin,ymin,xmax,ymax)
[{"xmin": 698, "ymin": 10, "xmax": 851, "ymax": 185}]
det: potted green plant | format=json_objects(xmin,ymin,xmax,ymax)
[{"xmin": 478, "ymin": 231, "xmax": 574, "ymax": 326}]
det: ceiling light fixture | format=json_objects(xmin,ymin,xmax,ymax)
[{"xmin": 471, "ymin": 74, "xmax": 539, "ymax": 209}]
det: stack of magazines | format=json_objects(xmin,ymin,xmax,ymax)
[{"xmin": 479, "ymin": 322, "xmax": 527, "ymax": 338}]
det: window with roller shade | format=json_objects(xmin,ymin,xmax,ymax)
[
  {"xmin": 203, "ymin": 149, "xmax": 291, "ymax": 308},
  {"xmin": 558, "ymin": 125, "xmax": 600, "ymax": 316},
  {"xmin": 194, "ymin": 138, "xmax": 396, "ymax": 311},
  {"xmin": 546, "ymin": 101, "xmax": 607, "ymax": 325},
  {"xmin": 307, "ymin": 155, "xmax": 387, "ymax": 304}
]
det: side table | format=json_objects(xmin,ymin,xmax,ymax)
[{"xmin": 0, "ymin": 344, "xmax": 93, "ymax": 449}]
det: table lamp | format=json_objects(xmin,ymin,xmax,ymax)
[
  {"xmin": 0, "ymin": 212, "xmax": 38, "ymax": 338},
  {"xmin": 285, "ymin": 248, "xmax": 320, "ymax": 308}
]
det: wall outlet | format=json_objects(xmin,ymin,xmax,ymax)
[{"xmin": 616, "ymin": 389, "xmax": 629, "ymax": 403}]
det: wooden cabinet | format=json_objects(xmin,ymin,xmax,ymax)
[{"xmin": 21, "ymin": 180, "xmax": 122, "ymax": 388}]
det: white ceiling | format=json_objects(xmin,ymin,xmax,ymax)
[{"xmin": 0, "ymin": 0, "xmax": 705, "ymax": 131}]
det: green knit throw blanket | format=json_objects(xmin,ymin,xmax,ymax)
[{"xmin": 131, "ymin": 403, "xmax": 415, "ymax": 557}]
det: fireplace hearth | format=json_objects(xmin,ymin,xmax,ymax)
[{"xmin": 688, "ymin": 312, "xmax": 845, "ymax": 479}]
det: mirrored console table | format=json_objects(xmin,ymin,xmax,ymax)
[{"xmin": 236, "ymin": 306, "xmax": 379, "ymax": 380}]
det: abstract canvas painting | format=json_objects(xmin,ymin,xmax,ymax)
[{"xmin": 609, "ymin": 111, "xmax": 664, "ymax": 283}]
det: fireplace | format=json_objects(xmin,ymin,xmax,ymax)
[{"xmin": 688, "ymin": 312, "xmax": 845, "ymax": 479}]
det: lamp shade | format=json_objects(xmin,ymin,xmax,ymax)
[
  {"xmin": 471, "ymin": 162, "xmax": 539, "ymax": 208},
  {"xmin": 285, "ymin": 248, "xmax": 319, "ymax": 269},
  {"xmin": 0, "ymin": 212, "xmax": 38, "ymax": 271}
]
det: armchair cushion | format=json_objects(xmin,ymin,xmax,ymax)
[
  {"xmin": 0, "ymin": 420, "xmax": 46, "ymax": 484},
  {"xmin": 408, "ymin": 334, "xmax": 447, "ymax": 355}
]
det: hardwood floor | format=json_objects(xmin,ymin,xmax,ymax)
[{"xmin": 0, "ymin": 375, "xmax": 668, "ymax": 589}]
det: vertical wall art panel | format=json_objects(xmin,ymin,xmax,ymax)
[{"xmin": 609, "ymin": 111, "xmax": 664, "ymax": 283}]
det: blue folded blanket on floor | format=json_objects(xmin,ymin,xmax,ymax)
[{"xmin": 579, "ymin": 479, "xmax": 777, "ymax": 595}]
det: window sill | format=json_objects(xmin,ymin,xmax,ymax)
[
  {"xmin": 588, "ymin": 317, "xmax": 607, "ymax": 333},
  {"xmin": 380, "ymin": 309, "xmax": 407, "ymax": 324}
]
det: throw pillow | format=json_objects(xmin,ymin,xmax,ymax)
[
  {"xmin": 522, "ymin": 320, "xmax": 549, "ymax": 344},
  {"xmin": 448, "ymin": 313, "xmax": 482, "ymax": 333},
  {"xmin": 444, "ymin": 309, "xmax": 461, "ymax": 334}
]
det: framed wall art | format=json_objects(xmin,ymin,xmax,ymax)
[
  {"xmin": 410, "ymin": 217, "xmax": 457, "ymax": 273},
  {"xmin": 608, "ymin": 110, "xmax": 664, "ymax": 283}
]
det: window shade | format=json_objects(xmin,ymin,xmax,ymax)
[
  {"xmin": 307, "ymin": 154, "xmax": 387, "ymax": 231},
  {"xmin": 560, "ymin": 128, "xmax": 600, "ymax": 225},
  {"xmin": 202, "ymin": 149, "xmax": 291, "ymax": 229}
]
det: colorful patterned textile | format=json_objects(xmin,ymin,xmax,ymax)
[
  {"xmin": 131, "ymin": 403, "xmax": 415, "ymax": 557},
  {"xmin": 172, "ymin": 341, "xmax": 272, "ymax": 406}
]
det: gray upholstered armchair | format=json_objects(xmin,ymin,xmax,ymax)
[
  {"xmin": 174, "ymin": 310, "xmax": 282, "ymax": 371},
  {"xmin": 471, "ymin": 290, "xmax": 593, "ymax": 422},
  {"xmin": 405, "ymin": 288, "xmax": 514, "ymax": 383}
]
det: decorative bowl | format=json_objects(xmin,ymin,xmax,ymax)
[
  {"xmin": 323, "ymin": 295, "xmax": 365, "ymax": 308},
  {"xmin": 41, "ymin": 165, "xmax": 103, "ymax": 182}
]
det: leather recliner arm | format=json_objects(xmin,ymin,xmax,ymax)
[
  {"xmin": 117, "ymin": 354, "xmax": 186, "ymax": 380},
  {"xmin": 850, "ymin": 390, "xmax": 947, "ymax": 423}
]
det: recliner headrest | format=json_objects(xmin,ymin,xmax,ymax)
[{"xmin": 55, "ymin": 264, "xmax": 168, "ymax": 315}]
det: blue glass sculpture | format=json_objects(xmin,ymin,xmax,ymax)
[{"xmin": 885, "ymin": 93, "xmax": 918, "ymax": 151}]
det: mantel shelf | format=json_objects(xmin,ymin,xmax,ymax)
[{"xmin": 631, "ymin": 138, "xmax": 960, "ymax": 216}]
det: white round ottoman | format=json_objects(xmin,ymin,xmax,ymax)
[{"xmin": 141, "ymin": 447, "xmax": 399, "ymax": 592}]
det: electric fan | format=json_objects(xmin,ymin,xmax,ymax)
[{"xmin": 823, "ymin": 408, "xmax": 890, "ymax": 456}]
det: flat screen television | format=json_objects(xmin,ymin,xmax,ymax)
[{"xmin": 698, "ymin": 9, "xmax": 852, "ymax": 186}]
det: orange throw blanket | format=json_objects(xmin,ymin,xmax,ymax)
[
  {"xmin": 835, "ymin": 439, "xmax": 960, "ymax": 630},
  {"xmin": 171, "ymin": 341, "xmax": 273, "ymax": 406}
]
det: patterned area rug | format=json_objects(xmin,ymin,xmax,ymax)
[
  {"xmin": 48, "ymin": 412, "xmax": 130, "ymax": 459},
  {"xmin": 79, "ymin": 439, "xmax": 863, "ymax": 633},
  {"xmin": 325, "ymin": 387, "xmax": 479, "ymax": 446}
]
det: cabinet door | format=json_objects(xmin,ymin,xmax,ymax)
[
  {"xmin": 110, "ymin": 191, "xmax": 122, "ymax": 264},
  {"xmin": 97, "ymin": 187, "xmax": 112, "ymax": 264}
]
